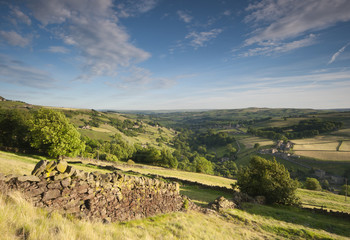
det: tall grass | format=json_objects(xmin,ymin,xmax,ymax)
[{"xmin": 1, "ymin": 191, "xmax": 349, "ymax": 240}]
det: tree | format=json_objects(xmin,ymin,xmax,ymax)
[
  {"xmin": 0, "ymin": 109, "xmax": 32, "ymax": 150},
  {"xmin": 193, "ymin": 156, "xmax": 214, "ymax": 174},
  {"xmin": 29, "ymin": 108, "xmax": 85, "ymax": 159},
  {"xmin": 235, "ymin": 156, "xmax": 299, "ymax": 205},
  {"xmin": 160, "ymin": 148, "xmax": 178, "ymax": 169},
  {"xmin": 304, "ymin": 178, "xmax": 322, "ymax": 191}
]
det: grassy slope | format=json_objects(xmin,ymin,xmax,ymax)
[{"xmin": 1, "ymin": 151, "xmax": 350, "ymax": 239}]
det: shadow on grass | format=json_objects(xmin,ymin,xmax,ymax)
[
  {"xmin": 180, "ymin": 185, "xmax": 232, "ymax": 207},
  {"xmin": 12, "ymin": 152, "xmax": 51, "ymax": 163},
  {"xmin": 241, "ymin": 203, "xmax": 350, "ymax": 238}
]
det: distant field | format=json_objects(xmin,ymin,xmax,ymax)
[
  {"xmin": 235, "ymin": 135, "xmax": 274, "ymax": 149},
  {"xmin": 254, "ymin": 117, "xmax": 309, "ymax": 128},
  {"xmin": 293, "ymin": 136, "xmax": 350, "ymax": 161},
  {"xmin": 293, "ymin": 151, "xmax": 350, "ymax": 161},
  {"xmin": 293, "ymin": 142, "xmax": 339, "ymax": 151},
  {"xmin": 116, "ymin": 164, "xmax": 235, "ymax": 188},
  {"xmin": 339, "ymin": 141, "xmax": 350, "ymax": 151}
]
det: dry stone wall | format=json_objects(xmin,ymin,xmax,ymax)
[{"xmin": 0, "ymin": 160, "xmax": 189, "ymax": 222}]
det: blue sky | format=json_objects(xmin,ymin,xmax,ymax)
[{"xmin": 1, "ymin": 0, "xmax": 350, "ymax": 110}]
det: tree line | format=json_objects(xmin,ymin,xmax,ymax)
[{"xmin": 248, "ymin": 118, "xmax": 343, "ymax": 141}]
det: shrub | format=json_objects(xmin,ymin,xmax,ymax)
[
  {"xmin": 235, "ymin": 156, "xmax": 299, "ymax": 205},
  {"xmin": 127, "ymin": 159, "xmax": 135, "ymax": 165},
  {"xmin": 106, "ymin": 154, "xmax": 118, "ymax": 162},
  {"xmin": 304, "ymin": 178, "xmax": 322, "ymax": 191}
]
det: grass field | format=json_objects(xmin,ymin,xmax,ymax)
[
  {"xmin": 294, "ymin": 151, "xmax": 350, "ymax": 162},
  {"xmin": 1, "ymin": 150, "xmax": 350, "ymax": 239},
  {"xmin": 297, "ymin": 189, "xmax": 350, "ymax": 213},
  {"xmin": 115, "ymin": 164, "xmax": 235, "ymax": 188},
  {"xmin": 339, "ymin": 141, "xmax": 350, "ymax": 151},
  {"xmin": 235, "ymin": 135, "xmax": 274, "ymax": 149},
  {"xmin": 1, "ymin": 191, "xmax": 349, "ymax": 240},
  {"xmin": 292, "ymin": 135, "xmax": 350, "ymax": 161}
]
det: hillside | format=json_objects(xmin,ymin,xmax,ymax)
[
  {"xmin": 1, "ymin": 151, "xmax": 350, "ymax": 239},
  {"xmin": 0, "ymin": 98, "xmax": 176, "ymax": 150},
  {"xmin": 1, "ymin": 98, "xmax": 350, "ymax": 183}
]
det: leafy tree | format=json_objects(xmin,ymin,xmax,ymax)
[
  {"xmin": 320, "ymin": 179, "xmax": 330, "ymax": 191},
  {"xmin": 29, "ymin": 108, "xmax": 85, "ymax": 159},
  {"xmin": 134, "ymin": 146, "xmax": 161, "ymax": 164},
  {"xmin": 304, "ymin": 178, "xmax": 322, "ymax": 191},
  {"xmin": 193, "ymin": 156, "xmax": 214, "ymax": 174},
  {"xmin": 235, "ymin": 156, "xmax": 299, "ymax": 205},
  {"xmin": 0, "ymin": 109, "xmax": 32, "ymax": 150},
  {"xmin": 160, "ymin": 148, "xmax": 178, "ymax": 169}
]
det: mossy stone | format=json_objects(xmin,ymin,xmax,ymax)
[{"xmin": 57, "ymin": 160, "xmax": 68, "ymax": 173}]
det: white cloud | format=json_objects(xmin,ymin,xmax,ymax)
[
  {"xmin": 240, "ymin": 0, "xmax": 350, "ymax": 57},
  {"xmin": 186, "ymin": 29, "xmax": 223, "ymax": 48},
  {"xmin": 48, "ymin": 46, "xmax": 70, "ymax": 54},
  {"xmin": 106, "ymin": 66, "xmax": 176, "ymax": 89},
  {"xmin": 0, "ymin": 30, "xmax": 30, "ymax": 47},
  {"xmin": 177, "ymin": 10, "xmax": 193, "ymax": 23},
  {"xmin": 27, "ymin": 0, "xmax": 151, "ymax": 79},
  {"xmin": 0, "ymin": 55, "xmax": 56, "ymax": 88},
  {"xmin": 223, "ymin": 10, "xmax": 231, "ymax": 16},
  {"xmin": 240, "ymin": 34, "xmax": 316, "ymax": 57},
  {"xmin": 245, "ymin": 0, "xmax": 350, "ymax": 45},
  {"xmin": 116, "ymin": 0, "xmax": 158, "ymax": 18},
  {"xmin": 11, "ymin": 6, "xmax": 31, "ymax": 25},
  {"xmin": 328, "ymin": 43, "xmax": 350, "ymax": 64}
]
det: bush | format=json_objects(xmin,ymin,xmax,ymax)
[
  {"xmin": 106, "ymin": 154, "xmax": 118, "ymax": 162},
  {"xmin": 304, "ymin": 177, "xmax": 322, "ymax": 191},
  {"xmin": 235, "ymin": 156, "xmax": 299, "ymax": 205},
  {"xmin": 127, "ymin": 159, "xmax": 135, "ymax": 165}
]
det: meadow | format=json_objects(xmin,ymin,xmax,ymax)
[
  {"xmin": 1, "ymin": 150, "xmax": 350, "ymax": 239},
  {"xmin": 293, "ymin": 135, "xmax": 350, "ymax": 162}
]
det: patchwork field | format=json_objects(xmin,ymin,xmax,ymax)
[
  {"xmin": 339, "ymin": 141, "xmax": 350, "ymax": 151},
  {"xmin": 293, "ymin": 136, "xmax": 350, "ymax": 161},
  {"xmin": 235, "ymin": 135, "xmax": 274, "ymax": 149}
]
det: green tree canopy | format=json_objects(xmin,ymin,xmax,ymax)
[
  {"xmin": 0, "ymin": 109, "xmax": 32, "ymax": 150},
  {"xmin": 304, "ymin": 177, "xmax": 322, "ymax": 191},
  {"xmin": 193, "ymin": 156, "xmax": 214, "ymax": 174},
  {"xmin": 235, "ymin": 156, "xmax": 299, "ymax": 205},
  {"xmin": 29, "ymin": 108, "xmax": 85, "ymax": 159}
]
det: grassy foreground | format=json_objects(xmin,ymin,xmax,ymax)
[
  {"xmin": 1, "ymin": 150, "xmax": 350, "ymax": 239},
  {"xmin": 1, "ymin": 191, "xmax": 350, "ymax": 240}
]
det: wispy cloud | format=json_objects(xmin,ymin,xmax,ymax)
[
  {"xmin": 328, "ymin": 43, "xmax": 350, "ymax": 64},
  {"xmin": 48, "ymin": 46, "xmax": 70, "ymax": 54},
  {"xmin": 245, "ymin": 0, "xmax": 350, "ymax": 45},
  {"xmin": 185, "ymin": 29, "xmax": 223, "ymax": 49},
  {"xmin": 239, "ymin": 34, "xmax": 316, "ymax": 57},
  {"xmin": 10, "ymin": 6, "xmax": 31, "ymax": 25},
  {"xmin": 105, "ymin": 66, "xmax": 176, "ymax": 90},
  {"xmin": 27, "ymin": 0, "xmax": 151, "ymax": 80},
  {"xmin": 0, "ymin": 55, "xmax": 56, "ymax": 88},
  {"xmin": 116, "ymin": 0, "xmax": 158, "ymax": 18},
  {"xmin": 0, "ymin": 30, "xmax": 30, "ymax": 47},
  {"xmin": 241, "ymin": 0, "xmax": 350, "ymax": 56},
  {"xmin": 177, "ymin": 10, "xmax": 193, "ymax": 23}
]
